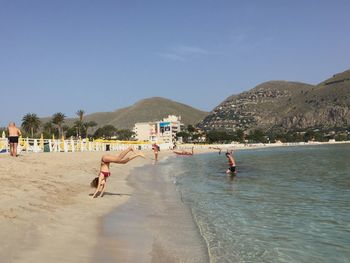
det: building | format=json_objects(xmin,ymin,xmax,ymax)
[
  {"xmin": 133, "ymin": 115, "xmax": 183, "ymax": 144},
  {"xmin": 132, "ymin": 122, "xmax": 157, "ymax": 142}
]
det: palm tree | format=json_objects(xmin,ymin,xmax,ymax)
[
  {"xmin": 22, "ymin": 113, "xmax": 41, "ymax": 138},
  {"xmin": 76, "ymin": 109, "xmax": 85, "ymax": 121},
  {"xmin": 84, "ymin": 121, "xmax": 97, "ymax": 137},
  {"xmin": 43, "ymin": 121, "xmax": 53, "ymax": 134},
  {"xmin": 52, "ymin": 112, "xmax": 66, "ymax": 137},
  {"xmin": 76, "ymin": 110, "xmax": 85, "ymax": 136}
]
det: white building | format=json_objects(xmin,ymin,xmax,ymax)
[{"xmin": 133, "ymin": 115, "xmax": 183, "ymax": 144}]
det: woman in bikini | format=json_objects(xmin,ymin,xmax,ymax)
[{"xmin": 91, "ymin": 147, "xmax": 145, "ymax": 198}]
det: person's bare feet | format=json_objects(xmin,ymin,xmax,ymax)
[{"xmin": 138, "ymin": 153, "xmax": 146, "ymax": 158}]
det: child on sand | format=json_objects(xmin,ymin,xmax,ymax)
[
  {"xmin": 225, "ymin": 151, "xmax": 237, "ymax": 175},
  {"xmin": 91, "ymin": 147, "xmax": 145, "ymax": 198}
]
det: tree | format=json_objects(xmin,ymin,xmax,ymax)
[
  {"xmin": 52, "ymin": 112, "xmax": 66, "ymax": 137},
  {"xmin": 237, "ymin": 129, "xmax": 245, "ymax": 142},
  {"xmin": 76, "ymin": 110, "xmax": 85, "ymax": 136},
  {"xmin": 176, "ymin": 131, "xmax": 190, "ymax": 143},
  {"xmin": 93, "ymin": 125, "xmax": 117, "ymax": 139},
  {"xmin": 116, "ymin": 129, "xmax": 135, "ymax": 140},
  {"xmin": 247, "ymin": 129, "xmax": 267, "ymax": 143},
  {"xmin": 65, "ymin": 126, "xmax": 78, "ymax": 138},
  {"xmin": 85, "ymin": 121, "xmax": 97, "ymax": 137},
  {"xmin": 21, "ymin": 113, "xmax": 41, "ymax": 138},
  {"xmin": 76, "ymin": 109, "xmax": 85, "ymax": 121},
  {"xmin": 43, "ymin": 121, "xmax": 58, "ymax": 138},
  {"xmin": 187, "ymin": 125, "xmax": 196, "ymax": 133},
  {"xmin": 206, "ymin": 130, "xmax": 235, "ymax": 143}
]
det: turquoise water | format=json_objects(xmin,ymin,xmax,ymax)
[{"xmin": 158, "ymin": 144, "xmax": 350, "ymax": 263}]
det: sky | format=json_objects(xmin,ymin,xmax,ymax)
[{"xmin": 1, "ymin": 0, "xmax": 350, "ymax": 126}]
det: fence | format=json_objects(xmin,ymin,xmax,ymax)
[{"xmin": 0, "ymin": 137, "xmax": 170, "ymax": 153}]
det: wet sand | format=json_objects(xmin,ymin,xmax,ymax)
[{"xmin": 93, "ymin": 159, "xmax": 209, "ymax": 263}]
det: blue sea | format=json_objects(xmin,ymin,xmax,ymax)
[{"xmin": 156, "ymin": 144, "xmax": 350, "ymax": 263}]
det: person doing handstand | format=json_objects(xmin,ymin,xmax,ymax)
[
  {"xmin": 91, "ymin": 147, "xmax": 145, "ymax": 198},
  {"xmin": 225, "ymin": 151, "xmax": 237, "ymax": 175}
]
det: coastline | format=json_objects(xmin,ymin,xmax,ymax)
[
  {"xmin": 93, "ymin": 154, "xmax": 210, "ymax": 263},
  {"xmin": 1, "ymin": 142, "xmax": 348, "ymax": 262}
]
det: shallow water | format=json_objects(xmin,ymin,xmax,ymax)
[
  {"xmin": 166, "ymin": 144, "xmax": 350, "ymax": 263},
  {"xmin": 97, "ymin": 156, "xmax": 209, "ymax": 263}
]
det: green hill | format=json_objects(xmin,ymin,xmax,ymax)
[{"xmin": 59, "ymin": 97, "xmax": 208, "ymax": 130}]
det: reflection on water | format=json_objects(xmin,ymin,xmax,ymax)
[{"xmin": 165, "ymin": 144, "xmax": 350, "ymax": 263}]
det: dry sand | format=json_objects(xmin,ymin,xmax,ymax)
[
  {"xmin": 0, "ymin": 148, "xmax": 215, "ymax": 263},
  {"xmin": 0, "ymin": 150, "xmax": 161, "ymax": 262}
]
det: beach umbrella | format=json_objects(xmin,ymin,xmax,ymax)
[
  {"xmin": 40, "ymin": 133, "xmax": 44, "ymax": 150},
  {"xmin": 60, "ymin": 135, "xmax": 65, "ymax": 151},
  {"xmin": 52, "ymin": 134, "xmax": 55, "ymax": 141},
  {"xmin": 2, "ymin": 131, "xmax": 5, "ymax": 139}
]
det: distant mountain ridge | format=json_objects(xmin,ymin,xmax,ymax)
[
  {"xmin": 60, "ymin": 97, "xmax": 208, "ymax": 129},
  {"xmin": 198, "ymin": 69, "xmax": 350, "ymax": 132}
]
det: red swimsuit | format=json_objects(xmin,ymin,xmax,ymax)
[{"xmin": 101, "ymin": 171, "xmax": 111, "ymax": 178}]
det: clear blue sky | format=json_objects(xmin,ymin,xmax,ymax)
[{"xmin": 1, "ymin": 0, "xmax": 349, "ymax": 127}]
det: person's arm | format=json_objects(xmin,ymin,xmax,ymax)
[{"xmin": 18, "ymin": 128, "xmax": 22, "ymax": 136}]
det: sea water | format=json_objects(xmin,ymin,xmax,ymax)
[{"xmin": 158, "ymin": 144, "xmax": 350, "ymax": 263}]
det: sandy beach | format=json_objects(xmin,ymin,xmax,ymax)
[
  {"xmin": 2, "ymin": 142, "xmax": 348, "ymax": 262},
  {"xmin": 0, "ymin": 149, "xmax": 159, "ymax": 262},
  {"xmin": 0, "ymin": 148, "xmax": 214, "ymax": 263}
]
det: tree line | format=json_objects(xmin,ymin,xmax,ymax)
[
  {"xmin": 14, "ymin": 110, "xmax": 135, "ymax": 140},
  {"xmin": 3, "ymin": 113, "xmax": 349, "ymax": 143},
  {"xmin": 177, "ymin": 126, "xmax": 350, "ymax": 144}
]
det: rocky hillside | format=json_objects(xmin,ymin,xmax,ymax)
[{"xmin": 198, "ymin": 70, "xmax": 350, "ymax": 132}]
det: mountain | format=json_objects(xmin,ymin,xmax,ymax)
[
  {"xmin": 198, "ymin": 70, "xmax": 350, "ymax": 132},
  {"xmin": 59, "ymin": 97, "xmax": 208, "ymax": 130}
]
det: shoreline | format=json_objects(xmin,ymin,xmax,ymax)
[
  {"xmin": 1, "ymin": 142, "xmax": 348, "ymax": 262},
  {"xmin": 94, "ymin": 155, "xmax": 209, "ymax": 263}
]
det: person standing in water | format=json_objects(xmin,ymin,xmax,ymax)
[
  {"xmin": 225, "ymin": 151, "xmax": 237, "ymax": 175},
  {"xmin": 152, "ymin": 143, "xmax": 159, "ymax": 162},
  {"xmin": 7, "ymin": 122, "xmax": 21, "ymax": 157},
  {"xmin": 91, "ymin": 147, "xmax": 145, "ymax": 198}
]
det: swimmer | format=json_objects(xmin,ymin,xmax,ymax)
[
  {"xmin": 209, "ymin": 146, "xmax": 222, "ymax": 155},
  {"xmin": 173, "ymin": 146, "xmax": 194, "ymax": 155},
  {"xmin": 225, "ymin": 151, "xmax": 237, "ymax": 175}
]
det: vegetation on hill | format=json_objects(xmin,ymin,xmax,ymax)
[
  {"xmin": 36, "ymin": 97, "xmax": 207, "ymax": 138},
  {"xmin": 199, "ymin": 69, "xmax": 350, "ymax": 134},
  {"xmin": 81, "ymin": 97, "xmax": 208, "ymax": 129}
]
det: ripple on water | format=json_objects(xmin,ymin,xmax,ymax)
[{"xmin": 170, "ymin": 144, "xmax": 350, "ymax": 263}]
